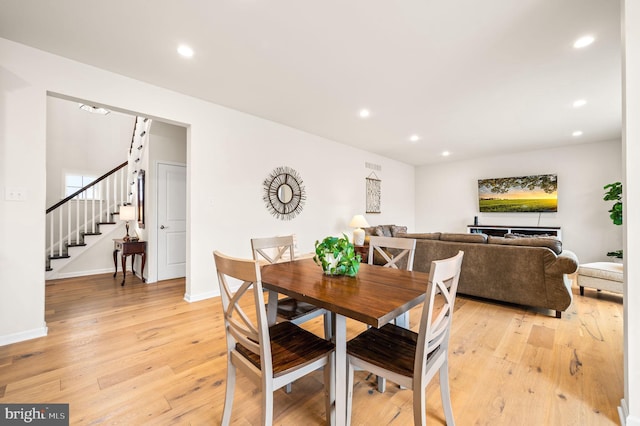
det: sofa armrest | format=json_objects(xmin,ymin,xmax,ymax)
[{"xmin": 547, "ymin": 249, "xmax": 579, "ymax": 275}]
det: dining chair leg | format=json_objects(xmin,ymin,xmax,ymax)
[
  {"xmin": 221, "ymin": 361, "xmax": 236, "ymax": 426},
  {"xmin": 412, "ymin": 379, "xmax": 427, "ymax": 426},
  {"xmin": 324, "ymin": 362, "xmax": 335, "ymax": 425},
  {"xmin": 262, "ymin": 382, "xmax": 274, "ymax": 426},
  {"xmin": 439, "ymin": 362, "xmax": 455, "ymax": 425},
  {"xmin": 346, "ymin": 360, "xmax": 355, "ymax": 426}
]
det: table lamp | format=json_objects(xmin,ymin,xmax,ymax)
[
  {"xmin": 349, "ymin": 214, "xmax": 369, "ymax": 246},
  {"xmin": 119, "ymin": 205, "xmax": 136, "ymax": 241}
]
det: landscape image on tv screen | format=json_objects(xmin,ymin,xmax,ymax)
[{"xmin": 478, "ymin": 174, "xmax": 558, "ymax": 213}]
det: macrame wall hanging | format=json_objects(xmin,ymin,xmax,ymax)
[{"xmin": 366, "ymin": 172, "xmax": 381, "ymax": 213}]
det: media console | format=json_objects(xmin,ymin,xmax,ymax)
[{"xmin": 467, "ymin": 225, "xmax": 562, "ymax": 241}]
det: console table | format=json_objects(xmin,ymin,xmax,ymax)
[
  {"xmin": 113, "ymin": 239, "xmax": 146, "ymax": 286},
  {"xmin": 468, "ymin": 225, "xmax": 562, "ymax": 240},
  {"xmin": 354, "ymin": 244, "xmax": 369, "ymax": 263}
]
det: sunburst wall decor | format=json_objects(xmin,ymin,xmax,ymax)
[{"xmin": 262, "ymin": 166, "xmax": 306, "ymax": 220}]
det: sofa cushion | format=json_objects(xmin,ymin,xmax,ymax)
[
  {"xmin": 364, "ymin": 225, "xmax": 394, "ymax": 237},
  {"xmin": 399, "ymin": 232, "xmax": 441, "ymax": 240},
  {"xmin": 440, "ymin": 233, "xmax": 488, "ymax": 243},
  {"xmin": 488, "ymin": 235, "xmax": 562, "ymax": 255},
  {"xmin": 374, "ymin": 227, "xmax": 387, "ymax": 237},
  {"xmin": 391, "ymin": 225, "xmax": 408, "ymax": 237}
]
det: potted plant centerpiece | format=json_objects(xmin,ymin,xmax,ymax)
[{"xmin": 314, "ymin": 234, "xmax": 361, "ymax": 277}]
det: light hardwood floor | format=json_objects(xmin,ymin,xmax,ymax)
[{"xmin": 0, "ymin": 273, "xmax": 623, "ymax": 425}]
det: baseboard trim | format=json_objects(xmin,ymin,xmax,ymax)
[
  {"xmin": 54, "ymin": 267, "xmax": 115, "ymax": 279},
  {"xmin": 620, "ymin": 399, "xmax": 640, "ymax": 426},
  {"xmin": 184, "ymin": 290, "xmax": 218, "ymax": 303},
  {"xmin": 0, "ymin": 324, "xmax": 48, "ymax": 347}
]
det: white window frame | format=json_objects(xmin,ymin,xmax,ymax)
[{"xmin": 63, "ymin": 172, "xmax": 102, "ymax": 200}]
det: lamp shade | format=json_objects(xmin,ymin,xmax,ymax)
[
  {"xmin": 349, "ymin": 215, "xmax": 369, "ymax": 229},
  {"xmin": 119, "ymin": 205, "xmax": 136, "ymax": 221}
]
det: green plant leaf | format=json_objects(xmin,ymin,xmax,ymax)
[
  {"xmin": 603, "ymin": 181, "xmax": 623, "ymax": 226},
  {"xmin": 313, "ymin": 233, "xmax": 360, "ymax": 276}
]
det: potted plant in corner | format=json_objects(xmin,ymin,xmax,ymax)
[
  {"xmin": 313, "ymin": 234, "xmax": 361, "ymax": 277},
  {"xmin": 603, "ymin": 181, "xmax": 623, "ymax": 260}
]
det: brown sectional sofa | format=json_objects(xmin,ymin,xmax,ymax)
[{"xmin": 364, "ymin": 225, "xmax": 578, "ymax": 318}]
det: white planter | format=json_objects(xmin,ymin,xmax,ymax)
[{"xmin": 323, "ymin": 253, "xmax": 339, "ymax": 274}]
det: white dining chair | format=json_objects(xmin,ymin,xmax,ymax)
[
  {"xmin": 368, "ymin": 235, "xmax": 417, "ymax": 327},
  {"xmin": 368, "ymin": 235, "xmax": 417, "ymax": 274},
  {"xmin": 213, "ymin": 251, "xmax": 335, "ymax": 426},
  {"xmin": 251, "ymin": 235, "xmax": 332, "ymax": 338},
  {"xmin": 367, "ymin": 235, "xmax": 417, "ymax": 392},
  {"xmin": 346, "ymin": 251, "xmax": 464, "ymax": 426}
]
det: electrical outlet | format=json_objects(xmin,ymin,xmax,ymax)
[{"xmin": 5, "ymin": 187, "xmax": 27, "ymax": 201}]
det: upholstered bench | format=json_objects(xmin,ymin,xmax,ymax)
[{"xmin": 577, "ymin": 262, "xmax": 623, "ymax": 296}]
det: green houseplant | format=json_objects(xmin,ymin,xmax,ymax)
[
  {"xmin": 603, "ymin": 181, "xmax": 623, "ymax": 259},
  {"xmin": 313, "ymin": 234, "xmax": 361, "ymax": 277}
]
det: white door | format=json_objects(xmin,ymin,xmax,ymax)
[{"xmin": 157, "ymin": 163, "xmax": 186, "ymax": 280}]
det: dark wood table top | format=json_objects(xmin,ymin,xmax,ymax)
[{"xmin": 261, "ymin": 258, "xmax": 428, "ymax": 328}]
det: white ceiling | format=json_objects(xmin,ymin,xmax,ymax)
[{"xmin": 0, "ymin": 0, "xmax": 621, "ymax": 165}]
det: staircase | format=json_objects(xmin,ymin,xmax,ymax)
[{"xmin": 45, "ymin": 116, "xmax": 152, "ymax": 279}]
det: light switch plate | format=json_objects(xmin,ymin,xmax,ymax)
[{"xmin": 5, "ymin": 187, "xmax": 27, "ymax": 201}]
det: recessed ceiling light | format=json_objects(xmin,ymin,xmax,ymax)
[
  {"xmin": 573, "ymin": 35, "xmax": 595, "ymax": 49},
  {"xmin": 409, "ymin": 134, "xmax": 420, "ymax": 142},
  {"xmin": 441, "ymin": 151, "xmax": 450, "ymax": 157},
  {"xmin": 177, "ymin": 44, "xmax": 194, "ymax": 58},
  {"xmin": 572, "ymin": 130, "xmax": 583, "ymax": 137},
  {"xmin": 78, "ymin": 103, "xmax": 110, "ymax": 115},
  {"xmin": 573, "ymin": 99, "xmax": 587, "ymax": 108},
  {"xmin": 359, "ymin": 109, "xmax": 370, "ymax": 118}
]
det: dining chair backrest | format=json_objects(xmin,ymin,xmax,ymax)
[
  {"xmin": 214, "ymin": 251, "xmax": 271, "ymax": 372},
  {"xmin": 251, "ymin": 235, "xmax": 295, "ymax": 264},
  {"xmin": 250, "ymin": 234, "xmax": 331, "ymax": 347},
  {"xmin": 368, "ymin": 235, "xmax": 416, "ymax": 271},
  {"xmin": 414, "ymin": 250, "xmax": 464, "ymax": 382}
]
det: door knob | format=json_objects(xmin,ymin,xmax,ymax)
[{"xmin": 160, "ymin": 225, "xmax": 166, "ymax": 229}]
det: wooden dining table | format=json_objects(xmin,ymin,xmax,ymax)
[{"xmin": 260, "ymin": 257, "xmax": 429, "ymax": 426}]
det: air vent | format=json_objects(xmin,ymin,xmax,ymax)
[{"xmin": 365, "ymin": 162, "xmax": 382, "ymax": 171}]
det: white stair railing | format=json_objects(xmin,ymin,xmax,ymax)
[{"xmin": 46, "ymin": 161, "xmax": 129, "ymax": 259}]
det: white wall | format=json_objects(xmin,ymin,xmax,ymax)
[
  {"xmin": 622, "ymin": 1, "xmax": 640, "ymax": 424},
  {"xmin": 46, "ymin": 96, "xmax": 134, "ymax": 207},
  {"xmin": 0, "ymin": 37, "xmax": 414, "ymax": 343},
  {"xmin": 415, "ymin": 140, "xmax": 623, "ymax": 264}
]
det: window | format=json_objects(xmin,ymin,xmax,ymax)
[{"xmin": 65, "ymin": 174, "xmax": 100, "ymax": 199}]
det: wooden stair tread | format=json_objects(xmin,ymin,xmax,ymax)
[
  {"xmin": 67, "ymin": 243, "xmax": 87, "ymax": 247},
  {"xmin": 48, "ymin": 254, "xmax": 70, "ymax": 260}
]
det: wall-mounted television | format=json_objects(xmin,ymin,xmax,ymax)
[{"xmin": 478, "ymin": 174, "xmax": 558, "ymax": 213}]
